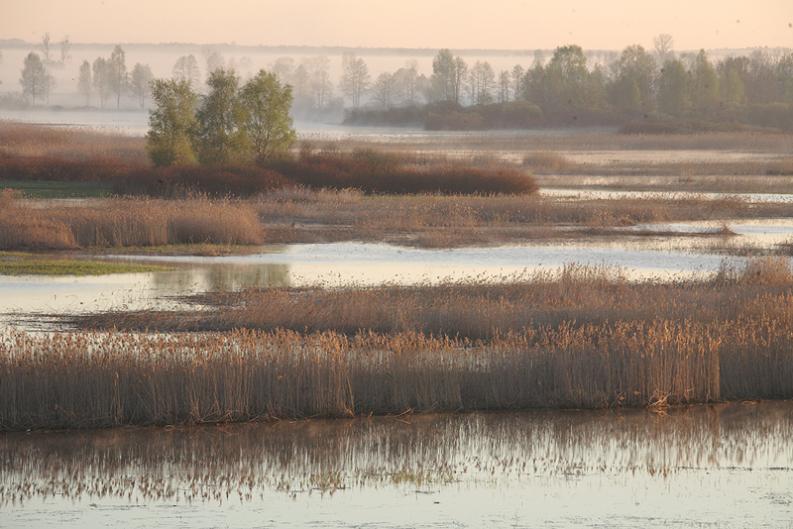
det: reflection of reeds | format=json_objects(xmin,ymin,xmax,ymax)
[
  {"xmin": 0, "ymin": 194, "xmax": 264, "ymax": 250},
  {"xmin": 2, "ymin": 402, "xmax": 790, "ymax": 504}
]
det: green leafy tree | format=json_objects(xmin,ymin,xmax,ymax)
[
  {"xmin": 657, "ymin": 59, "xmax": 689, "ymax": 116},
  {"xmin": 239, "ymin": 69, "xmax": 296, "ymax": 160},
  {"xmin": 20, "ymin": 52, "xmax": 47, "ymax": 103},
  {"xmin": 718, "ymin": 56, "xmax": 748, "ymax": 108},
  {"xmin": 195, "ymin": 69, "xmax": 250, "ymax": 165},
  {"xmin": 146, "ymin": 79, "xmax": 198, "ymax": 166},
  {"xmin": 609, "ymin": 45, "xmax": 656, "ymax": 114},
  {"xmin": 690, "ymin": 50, "xmax": 719, "ymax": 115}
]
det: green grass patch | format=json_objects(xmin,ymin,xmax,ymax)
[
  {"xmin": 92, "ymin": 243, "xmax": 266, "ymax": 256},
  {"xmin": 0, "ymin": 180, "xmax": 113, "ymax": 198},
  {"xmin": 0, "ymin": 254, "xmax": 170, "ymax": 276}
]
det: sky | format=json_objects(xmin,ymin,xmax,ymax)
[{"xmin": 1, "ymin": 0, "xmax": 792, "ymax": 50}]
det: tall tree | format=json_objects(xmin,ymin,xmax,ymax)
[
  {"xmin": 195, "ymin": 69, "xmax": 249, "ymax": 165},
  {"xmin": 340, "ymin": 53, "xmax": 369, "ymax": 108},
  {"xmin": 239, "ymin": 70, "xmax": 296, "ymax": 160},
  {"xmin": 147, "ymin": 79, "xmax": 198, "ymax": 166},
  {"xmin": 393, "ymin": 61, "xmax": 422, "ymax": 106},
  {"xmin": 467, "ymin": 61, "xmax": 495, "ymax": 105},
  {"xmin": 92, "ymin": 57, "xmax": 111, "ymax": 108},
  {"xmin": 453, "ymin": 56, "xmax": 468, "ymax": 105},
  {"xmin": 40, "ymin": 33, "xmax": 51, "ymax": 63},
  {"xmin": 498, "ymin": 70, "xmax": 511, "ymax": 103},
  {"xmin": 172, "ymin": 55, "xmax": 201, "ymax": 87},
  {"xmin": 204, "ymin": 49, "xmax": 225, "ymax": 78},
  {"xmin": 77, "ymin": 60, "xmax": 92, "ymax": 106},
  {"xmin": 609, "ymin": 45, "xmax": 656, "ymax": 114},
  {"xmin": 657, "ymin": 58, "xmax": 689, "ymax": 116},
  {"xmin": 59, "ymin": 36, "xmax": 71, "ymax": 64},
  {"xmin": 718, "ymin": 56, "xmax": 749, "ymax": 108},
  {"xmin": 108, "ymin": 45, "xmax": 127, "ymax": 109},
  {"xmin": 130, "ymin": 63, "xmax": 154, "ymax": 109},
  {"xmin": 511, "ymin": 65, "xmax": 524, "ymax": 101},
  {"xmin": 690, "ymin": 50, "xmax": 719, "ymax": 114},
  {"xmin": 20, "ymin": 52, "xmax": 47, "ymax": 103},
  {"xmin": 431, "ymin": 49, "xmax": 457, "ymax": 103},
  {"xmin": 653, "ymin": 34, "xmax": 675, "ymax": 65},
  {"xmin": 371, "ymin": 72, "xmax": 396, "ymax": 109}
]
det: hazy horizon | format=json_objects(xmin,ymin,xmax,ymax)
[{"xmin": 2, "ymin": 0, "xmax": 792, "ymax": 51}]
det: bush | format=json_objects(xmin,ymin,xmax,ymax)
[
  {"xmin": 265, "ymin": 150, "xmax": 538, "ymax": 195},
  {"xmin": 115, "ymin": 165, "xmax": 294, "ymax": 198}
]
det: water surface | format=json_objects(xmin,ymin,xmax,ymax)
[{"xmin": 2, "ymin": 402, "xmax": 791, "ymax": 528}]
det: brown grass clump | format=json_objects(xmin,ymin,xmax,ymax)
[
  {"xmin": 113, "ymin": 165, "xmax": 295, "ymax": 198},
  {"xmin": 0, "ymin": 194, "xmax": 264, "ymax": 249},
  {"xmin": 522, "ymin": 151, "xmax": 572, "ymax": 173},
  {"xmin": 265, "ymin": 149, "xmax": 538, "ymax": 195},
  {"xmin": 713, "ymin": 257, "xmax": 793, "ymax": 286}
]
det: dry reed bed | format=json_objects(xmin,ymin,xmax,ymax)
[
  {"xmin": 76, "ymin": 260, "xmax": 793, "ymax": 337},
  {"xmin": 0, "ymin": 122, "xmax": 147, "ymax": 164},
  {"xmin": 2, "ymin": 315, "xmax": 793, "ymax": 431},
  {"xmin": 257, "ymin": 187, "xmax": 793, "ymax": 235},
  {"xmin": 2, "ymin": 260, "xmax": 788, "ymax": 431},
  {"xmin": 0, "ymin": 191, "xmax": 263, "ymax": 249}
]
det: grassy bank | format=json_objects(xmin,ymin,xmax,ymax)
[{"xmin": 0, "ymin": 252, "xmax": 169, "ymax": 276}]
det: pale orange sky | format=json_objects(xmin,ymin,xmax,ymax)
[{"xmin": 2, "ymin": 0, "xmax": 792, "ymax": 50}]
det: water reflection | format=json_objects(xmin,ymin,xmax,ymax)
[{"xmin": 1, "ymin": 402, "xmax": 792, "ymax": 528}]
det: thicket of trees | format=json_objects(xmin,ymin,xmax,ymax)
[
  {"xmin": 147, "ymin": 69, "xmax": 296, "ymax": 166},
  {"xmin": 345, "ymin": 41, "xmax": 793, "ymax": 130}
]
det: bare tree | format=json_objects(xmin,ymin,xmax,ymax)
[
  {"xmin": 467, "ymin": 61, "xmax": 495, "ymax": 105},
  {"xmin": 173, "ymin": 55, "xmax": 201, "ymax": 86},
  {"xmin": 393, "ymin": 61, "xmax": 421, "ymax": 106},
  {"xmin": 203, "ymin": 49, "xmax": 225, "ymax": 78},
  {"xmin": 41, "ymin": 33, "xmax": 51, "ymax": 63},
  {"xmin": 654, "ymin": 34, "xmax": 675, "ymax": 65},
  {"xmin": 77, "ymin": 60, "xmax": 92, "ymax": 106},
  {"xmin": 511, "ymin": 65, "xmax": 524, "ymax": 99},
  {"xmin": 130, "ymin": 63, "xmax": 154, "ymax": 108},
  {"xmin": 109, "ymin": 45, "xmax": 127, "ymax": 108},
  {"xmin": 340, "ymin": 53, "xmax": 369, "ymax": 108},
  {"xmin": 59, "ymin": 36, "xmax": 71, "ymax": 64},
  {"xmin": 371, "ymin": 72, "xmax": 396, "ymax": 109}
]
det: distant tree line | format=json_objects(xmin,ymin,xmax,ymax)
[
  {"xmin": 146, "ymin": 69, "xmax": 296, "ymax": 166},
  {"xmin": 344, "ymin": 38, "xmax": 793, "ymax": 131}
]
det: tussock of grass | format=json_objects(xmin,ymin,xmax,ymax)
[{"xmin": 0, "ymin": 192, "xmax": 264, "ymax": 250}]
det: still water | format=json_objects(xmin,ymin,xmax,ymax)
[
  {"xmin": 4, "ymin": 219, "xmax": 793, "ymax": 329},
  {"xmin": 1, "ymin": 402, "xmax": 791, "ymax": 528}
]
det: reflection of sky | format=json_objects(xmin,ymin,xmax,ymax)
[{"xmin": 2, "ymin": 402, "xmax": 792, "ymax": 528}]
